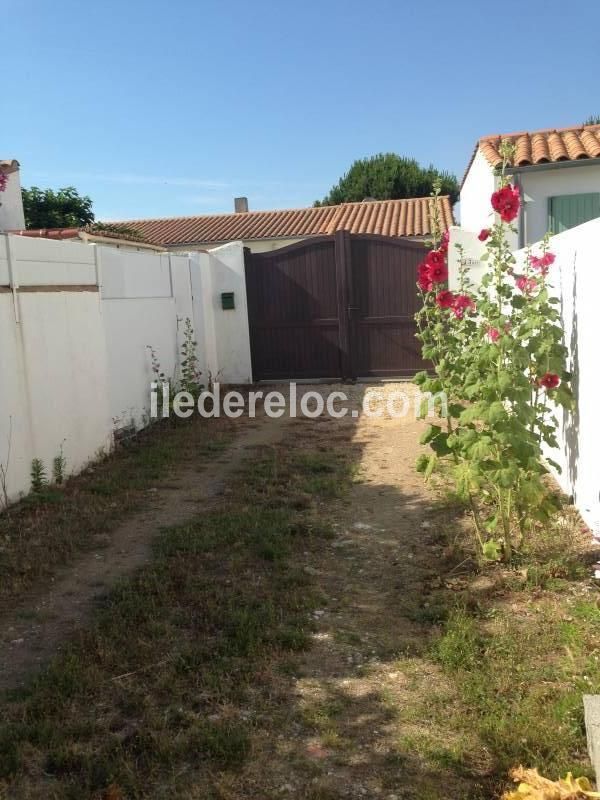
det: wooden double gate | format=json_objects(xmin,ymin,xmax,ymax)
[{"xmin": 244, "ymin": 231, "xmax": 428, "ymax": 381}]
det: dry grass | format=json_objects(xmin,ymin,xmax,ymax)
[{"xmin": 0, "ymin": 417, "xmax": 234, "ymax": 606}]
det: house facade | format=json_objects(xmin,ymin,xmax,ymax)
[
  {"xmin": 0, "ymin": 160, "xmax": 26, "ymax": 232},
  {"xmin": 461, "ymin": 124, "xmax": 600, "ymax": 247}
]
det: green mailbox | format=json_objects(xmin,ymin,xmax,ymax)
[{"xmin": 221, "ymin": 292, "xmax": 235, "ymax": 310}]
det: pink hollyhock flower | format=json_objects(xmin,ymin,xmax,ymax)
[
  {"xmin": 487, "ymin": 327, "xmax": 500, "ymax": 342},
  {"xmin": 491, "ymin": 184, "xmax": 521, "ymax": 223},
  {"xmin": 0, "ymin": 173, "xmax": 8, "ymax": 192},
  {"xmin": 435, "ymin": 289, "xmax": 455, "ymax": 309},
  {"xmin": 515, "ymin": 275, "xmax": 537, "ymax": 294},
  {"xmin": 478, "ymin": 228, "xmax": 491, "ymax": 242},
  {"xmin": 452, "ymin": 294, "xmax": 476, "ymax": 319},
  {"xmin": 539, "ymin": 372, "xmax": 560, "ymax": 389},
  {"xmin": 529, "ymin": 251, "xmax": 556, "ymax": 275}
]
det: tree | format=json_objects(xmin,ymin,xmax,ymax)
[
  {"xmin": 583, "ymin": 115, "xmax": 600, "ymax": 126},
  {"xmin": 22, "ymin": 186, "xmax": 94, "ymax": 229},
  {"xmin": 316, "ymin": 153, "xmax": 459, "ymax": 206}
]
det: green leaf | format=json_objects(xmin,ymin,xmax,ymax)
[
  {"xmin": 482, "ymin": 539, "xmax": 502, "ymax": 561},
  {"xmin": 420, "ymin": 424, "xmax": 442, "ymax": 445},
  {"xmin": 424, "ymin": 453, "xmax": 438, "ymax": 480}
]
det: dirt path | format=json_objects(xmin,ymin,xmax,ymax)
[
  {"xmin": 233, "ymin": 384, "xmax": 482, "ymax": 799},
  {"xmin": 0, "ymin": 414, "xmax": 289, "ymax": 692}
]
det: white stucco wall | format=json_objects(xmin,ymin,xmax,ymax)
[
  {"xmin": 0, "ymin": 290, "xmax": 112, "ymax": 500},
  {"xmin": 0, "ymin": 233, "xmax": 255, "ymax": 505},
  {"xmin": 205, "ymin": 242, "xmax": 253, "ymax": 384},
  {"xmin": 447, "ymin": 225, "xmax": 487, "ymax": 290},
  {"xmin": 0, "ymin": 167, "xmax": 25, "ymax": 232},
  {"xmin": 460, "ymin": 149, "xmax": 496, "ymax": 236},
  {"xmin": 449, "ymin": 220, "xmax": 600, "ymax": 534},
  {"xmin": 521, "ymin": 163, "xmax": 600, "ymax": 245},
  {"xmin": 513, "ymin": 220, "xmax": 600, "ymax": 534}
]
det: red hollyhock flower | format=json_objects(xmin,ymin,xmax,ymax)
[
  {"xmin": 439, "ymin": 230, "xmax": 450, "ymax": 253},
  {"xmin": 0, "ymin": 173, "xmax": 8, "ymax": 193},
  {"xmin": 539, "ymin": 372, "xmax": 560, "ymax": 390},
  {"xmin": 452, "ymin": 294, "xmax": 475, "ymax": 319},
  {"xmin": 429, "ymin": 262, "xmax": 449, "ymax": 284},
  {"xmin": 491, "ymin": 184, "xmax": 521, "ymax": 223},
  {"xmin": 487, "ymin": 327, "xmax": 500, "ymax": 342},
  {"xmin": 425, "ymin": 249, "xmax": 446, "ymax": 268},
  {"xmin": 435, "ymin": 289, "xmax": 455, "ymax": 309},
  {"xmin": 478, "ymin": 228, "xmax": 491, "ymax": 242},
  {"xmin": 417, "ymin": 262, "xmax": 433, "ymax": 292}
]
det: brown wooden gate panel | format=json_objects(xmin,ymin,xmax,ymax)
[
  {"xmin": 349, "ymin": 235, "xmax": 426, "ymax": 377},
  {"xmin": 245, "ymin": 232, "xmax": 428, "ymax": 381},
  {"xmin": 245, "ymin": 238, "xmax": 342, "ymax": 380}
]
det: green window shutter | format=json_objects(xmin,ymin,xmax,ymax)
[{"xmin": 548, "ymin": 192, "xmax": 600, "ymax": 234}]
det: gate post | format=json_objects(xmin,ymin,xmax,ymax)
[{"xmin": 334, "ymin": 229, "xmax": 353, "ymax": 380}]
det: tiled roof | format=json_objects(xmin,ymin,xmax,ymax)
[
  {"xmin": 12, "ymin": 227, "xmax": 165, "ymax": 250},
  {"xmin": 111, "ymin": 196, "xmax": 454, "ymax": 247},
  {"xmin": 479, "ymin": 124, "xmax": 600, "ymax": 169}
]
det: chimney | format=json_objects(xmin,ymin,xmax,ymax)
[
  {"xmin": 0, "ymin": 160, "xmax": 26, "ymax": 232},
  {"xmin": 234, "ymin": 196, "xmax": 249, "ymax": 214}
]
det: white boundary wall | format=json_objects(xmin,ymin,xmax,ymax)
[
  {"xmin": 0, "ymin": 235, "xmax": 252, "ymax": 503},
  {"xmin": 450, "ymin": 220, "xmax": 600, "ymax": 533}
]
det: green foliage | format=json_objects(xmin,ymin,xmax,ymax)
[
  {"xmin": 22, "ymin": 186, "xmax": 94, "ymax": 229},
  {"xmin": 83, "ymin": 221, "xmax": 146, "ymax": 241},
  {"xmin": 316, "ymin": 153, "xmax": 459, "ymax": 206},
  {"xmin": 415, "ymin": 149, "xmax": 573, "ymax": 562},
  {"xmin": 583, "ymin": 115, "xmax": 600, "ymax": 126},
  {"xmin": 30, "ymin": 458, "xmax": 47, "ymax": 494}
]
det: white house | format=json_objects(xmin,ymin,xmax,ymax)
[
  {"xmin": 0, "ymin": 160, "xmax": 26, "ymax": 232},
  {"xmin": 461, "ymin": 123, "xmax": 600, "ymax": 248}
]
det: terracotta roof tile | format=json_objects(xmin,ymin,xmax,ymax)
[
  {"xmin": 478, "ymin": 123, "xmax": 600, "ymax": 169},
  {"xmin": 111, "ymin": 196, "xmax": 453, "ymax": 247}
]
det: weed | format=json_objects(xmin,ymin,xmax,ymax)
[
  {"xmin": 30, "ymin": 458, "xmax": 47, "ymax": 494},
  {"xmin": 52, "ymin": 442, "xmax": 67, "ymax": 485}
]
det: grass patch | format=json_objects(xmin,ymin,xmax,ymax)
[
  {"xmin": 0, "ymin": 417, "xmax": 234, "ymax": 605},
  {"xmin": 432, "ymin": 601, "xmax": 600, "ymax": 779},
  {"xmin": 0, "ymin": 437, "xmax": 353, "ymax": 798}
]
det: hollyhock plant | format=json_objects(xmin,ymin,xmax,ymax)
[
  {"xmin": 491, "ymin": 183, "xmax": 520, "ymax": 223},
  {"xmin": 0, "ymin": 173, "xmax": 8, "ymax": 193},
  {"xmin": 440, "ymin": 230, "xmax": 450, "ymax": 253},
  {"xmin": 415, "ymin": 142, "xmax": 572, "ymax": 564}
]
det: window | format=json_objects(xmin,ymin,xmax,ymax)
[{"xmin": 548, "ymin": 192, "xmax": 600, "ymax": 234}]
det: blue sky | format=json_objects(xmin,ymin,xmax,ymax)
[{"xmin": 4, "ymin": 0, "xmax": 600, "ymax": 221}]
